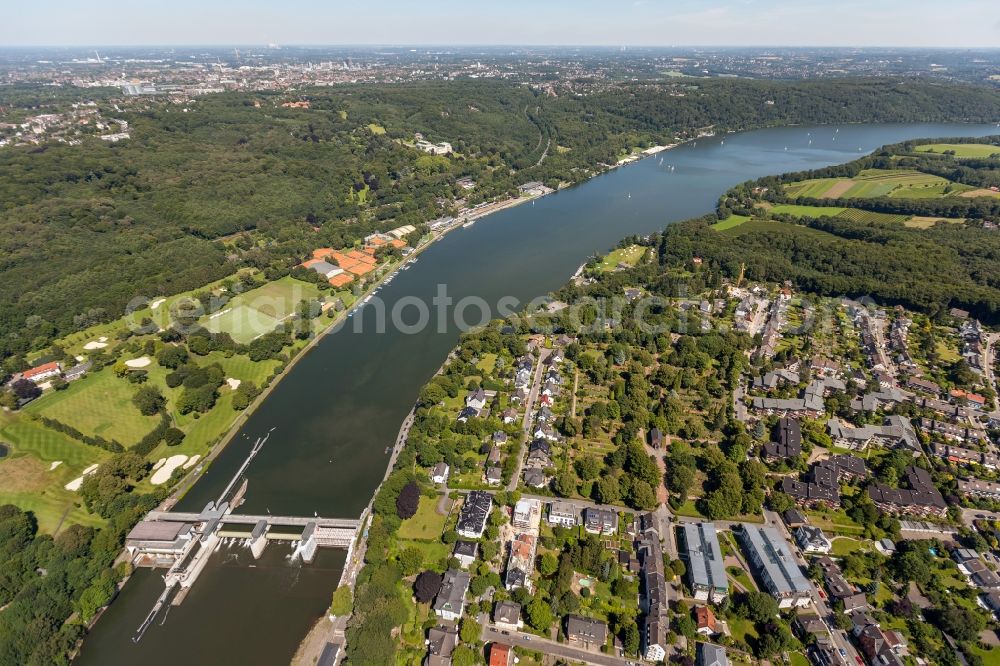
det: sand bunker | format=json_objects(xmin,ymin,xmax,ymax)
[
  {"xmin": 183, "ymin": 455, "xmax": 201, "ymax": 469},
  {"xmin": 64, "ymin": 463, "xmax": 100, "ymax": 491},
  {"xmin": 152, "ymin": 458, "xmax": 166, "ymax": 470},
  {"xmin": 49, "ymin": 461, "xmax": 62, "ymax": 471},
  {"xmin": 83, "ymin": 341, "xmax": 107, "ymax": 350},
  {"xmin": 150, "ymin": 298, "xmax": 166, "ymax": 309},
  {"xmin": 125, "ymin": 356, "xmax": 151, "ymax": 368},
  {"xmin": 150, "ymin": 455, "xmax": 188, "ymax": 485},
  {"xmin": 226, "ymin": 378, "xmax": 241, "ymax": 390}
]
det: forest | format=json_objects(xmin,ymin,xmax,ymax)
[{"xmin": 4, "ymin": 77, "xmax": 1000, "ymax": 367}]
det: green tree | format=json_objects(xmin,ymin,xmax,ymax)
[
  {"xmin": 526, "ymin": 596, "xmax": 554, "ymax": 631},
  {"xmin": 132, "ymin": 385, "xmax": 165, "ymax": 416},
  {"xmin": 330, "ymin": 586, "xmax": 353, "ymax": 616},
  {"xmin": 459, "ymin": 616, "xmax": 481, "ymax": 643}
]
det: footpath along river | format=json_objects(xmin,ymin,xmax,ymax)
[{"xmin": 75, "ymin": 122, "xmax": 999, "ymax": 665}]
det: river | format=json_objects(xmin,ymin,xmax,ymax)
[{"xmin": 75, "ymin": 122, "xmax": 1000, "ymax": 665}]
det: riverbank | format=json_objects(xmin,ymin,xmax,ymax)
[
  {"xmin": 160, "ymin": 188, "xmax": 555, "ymax": 509},
  {"xmin": 73, "ymin": 122, "xmax": 1000, "ymax": 666}
]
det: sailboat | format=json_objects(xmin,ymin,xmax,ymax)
[{"xmin": 627, "ymin": 192, "xmax": 631, "ymax": 199}]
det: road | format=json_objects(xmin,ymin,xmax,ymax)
[
  {"xmin": 481, "ymin": 624, "xmax": 635, "ymax": 666},
  {"xmin": 984, "ymin": 332, "xmax": 1000, "ymax": 419},
  {"xmin": 961, "ymin": 507, "xmax": 1000, "ymax": 528},
  {"xmin": 507, "ymin": 348, "xmax": 551, "ymax": 491}
]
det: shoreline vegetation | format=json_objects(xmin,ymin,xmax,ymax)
[{"xmin": 3, "ymin": 75, "xmax": 1000, "ymax": 664}]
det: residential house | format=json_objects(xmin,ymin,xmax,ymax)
[
  {"xmin": 457, "ymin": 492, "xmax": 493, "ymax": 538},
  {"xmin": 762, "ymin": 417, "xmax": 802, "ymax": 460},
  {"xmin": 512, "ymin": 498, "xmax": 540, "ymax": 529},
  {"xmin": 695, "ymin": 606, "xmax": 719, "ymax": 636},
  {"xmin": 452, "ymin": 540, "xmax": 478, "ymax": 569},
  {"xmin": 488, "ymin": 643, "xmax": 513, "ymax": 666},
  {"xmin": 526, "ymin": 439, "xmax": 552, "ymax": 468},
  {"xmin": 637, "ymin": 532, "xmax": 668, "ymax": 661},
  {"xmin": 681, "ymin": 522, "xmax": 729, "ymax": 603},
  {"xmin": 505, "ymin": 533, "xmax": 537, "ymax": 592},
  {"xmin": 466, "ymin": 388, "xmax": 487, "ymax": 411},
  {"xmin": 547, "ymin": 501, "xmax": 579, "ymax": 527},
  {"xmin": 583, "ymin": 507, "xmax": 618, "ymax": 535},
  {"xmin": 958, "ymin": 478, "xmax": 1000, "ymax": 500},
  {"xmin": 867, "ymin": 466, "xmax": 946, "ymax": 518},
  {"xmin": 522, "ymin": 468, "xmax": 548, "ymax": 489},
  {"xmin": 794, "ymin": 525, "xmax": 832, "ymax": 554},
  {"xmin": 698, "ymin": 643, "xmax": 730, "ymax": 666},
  {"xmin": 425, "ymin": 623, "xmax": 459, "ymax": 666},
  {"xmin": 21, "ymin": 361, "xmax": 61, "ymax": 383},
  {"xmin": 485, "ymin": 466, "xmax": 502, "ymax": 486},
  {"xmin": 433, "ymin": 571, "xmax": 470, "ymax": 622},
  {"xmin": 932, "ymin": 442, "xmax": 998, "ymax": 469},
  {"xmin": 906, "ymin": 376, "xmax": 941, "ymax": 396},
  {"xmin": 431, "ymin": 462, "xmax": 450, "ymax": 485},
  {"xmin": 782, "ymin": 509, "xmax": 808, "ymax": 528},
  {"xmin": 565, "ymin": 615, "xmax": 608, "ymax": 649},
  {"xmin": 738, "ymin": 525, "xmax": 813, "ymax": 608},
  {"xmin": 493, "ymin": 601, "xmax": 523, "ymax": 631}
]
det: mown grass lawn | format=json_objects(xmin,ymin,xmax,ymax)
[
  {"xmin": 596, "ymin": 244, "xmax": 645, "ymax": 271},
  {"xmin": 0, "ymin": 412, "xmax": 107, "ymax": 531},
  {"xmin": 397, "ymin": 496, "xmax": 447, "ymax": 541},
  {"xmin": 25, "ymin": 367, "xmax": 161, "ymax": 446},
  {"xmin": 830, "ymin": 536, "xmax": 867, "ymax": 557}
]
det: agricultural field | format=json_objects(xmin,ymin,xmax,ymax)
[
  {"xmin": 201, "ymin": 276, "xmax": 322, "ymax": 344},
  {"xmin": 835, "ymin": 208, "xmax": 911, "ymax": 224},
  {"xmin": 595, "ymin": 244, "xmax": 646, "ymax": 271},
  {"xmin": 915, "ymin": 143, "xmax": 1000, "ymax": 158},
  {"xmin": 710, "ymin": 214, "xmax": 751, "ymax": 230},
  {"xmin": 767, "ymin": 204, "xmax": 846, "ymax": 217},
  {"xmin": 768, "ymin": 204, "xmax": 911, "ymax": 224},
  {"xmin": 784, "ymin": 169, "xmax": 969, "ymax": 199}
]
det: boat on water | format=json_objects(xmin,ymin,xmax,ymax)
[{"xmin": 462, "ymin": 219, "xmax": 475, "ymax": 228}]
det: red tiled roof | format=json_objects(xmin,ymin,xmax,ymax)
[
  {"xmin": 23, "ymin": 361, "xmax": 60, "ymax": 379},
  {"xmin": 489, "ymin": 643, "xmax": 512, "ymax": 666}
]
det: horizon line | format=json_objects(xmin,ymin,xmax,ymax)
[{"xmin": 4, "ymin": 43, "xmax": 1000, "ymax": 51}]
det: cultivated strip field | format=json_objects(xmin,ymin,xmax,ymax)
[{"xmin": 784, "ymin": 169, "xmax": 968, "ymax": 199}]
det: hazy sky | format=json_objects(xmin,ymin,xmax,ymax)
[{"xmin": 4, "ymin": 0, "xmax": 1000, "ymax": 48}]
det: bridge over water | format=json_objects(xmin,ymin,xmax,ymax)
[{"xmin": 131, "ymin": 433, "xmax": 364, "ymax": 643}]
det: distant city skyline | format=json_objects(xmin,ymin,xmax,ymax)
[{"xmin": 5, "ymin": 0, "xmax": 1000, "ymax": 48}]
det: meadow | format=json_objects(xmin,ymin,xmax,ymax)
[
  {"xmin": 710, "ymin": 214, "xmax": 751, "ymax": 230},
  {"xmin": 595, "ymin": 244, "xmax": 646, "ymax": 271},
  {"xmin": 915, "ymin": 142, "xmax": 1000, "ymax": 158}
]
